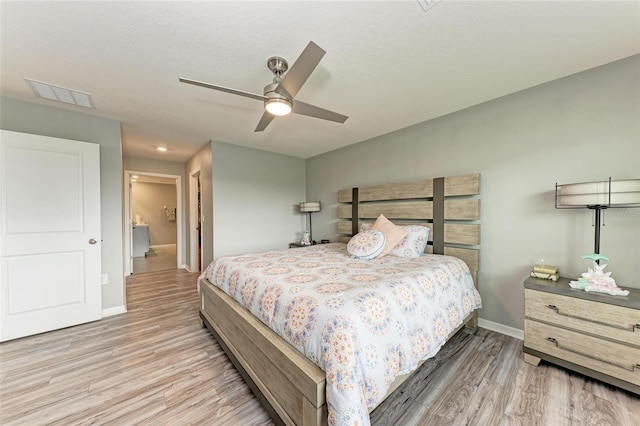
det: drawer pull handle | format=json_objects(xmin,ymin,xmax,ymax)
[
  {"xmin": 546, "ymin": 305, "xmax": 637, "ymax": 332},
  {"xmin": 546, "ymin": 337, "xmax": 639, "ymax": 372}
]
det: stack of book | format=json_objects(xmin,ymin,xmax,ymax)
[{"xmin": 530, "ymin": 264, "xmax": 559, "ymax": 282}]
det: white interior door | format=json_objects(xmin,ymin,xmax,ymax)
[{"xmin": 0, "ymin": 130, "xmax": 102, "ymax": 342}]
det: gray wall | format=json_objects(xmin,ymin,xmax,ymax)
[
  {"xmin": 185, "ymin": 142, "xmax": 214, "ymax": 269},
  {"xmin": 307, "ymin": 55, "xmax": 640, "ymax": 331},
  {"xmin": 123, "ymin": 156, "xmax": 186, "ymax": 177},
  {"xmin": 1, "ymin": 97, "xmax": 125, "ymax": 310},
  {"xmin": 132, "ymin": 182, "xmax": 177, "ymax": 245},
  {"xmin": 212, "ymin": 141, "xmax": 307, "ymax": 257}
]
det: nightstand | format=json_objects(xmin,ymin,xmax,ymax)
[
  {"xmin": 289, "ymin": 243, "xmax": 309, "ymax": 248},
  {"xmin": 523, "ymin": 276, "xmax": 640, "ymax": 394}
]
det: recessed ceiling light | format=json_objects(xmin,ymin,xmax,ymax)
[
  {"xmin": 132, "ymin": 175, "xmax": 139, "ymax": 178},
  {"xmin": 157, "ymin": 147, "xmax": 167, "ymax": 152},
  {"xmin": 131, "ymin": 179, "xmax": 137, "ymax": 182},
  {"xmin": 25, "ymin": 78, "xmax": 95, "ymax": 109}
]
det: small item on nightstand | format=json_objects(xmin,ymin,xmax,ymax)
[
  {"xmin": 301, "ymin": 230, "xmax": 311, "ymax": 246},
  {"xmin": 530, "ymin": 271, "xmax": 559, "ymax": 281},
  {"xmin": 530, "ymin": 260, "xmax": 559, "ymax": 281},
  {"xmin": 569, "ymin": 253, "xmax": 629, "ymax": 296}
]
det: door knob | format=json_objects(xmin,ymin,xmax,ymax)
[{"xmin": 89, "ymin": 238, "xmax": 98, "ymax": 245}]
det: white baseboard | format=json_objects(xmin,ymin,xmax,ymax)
[
  {"xmin": 181, "ymin": 264, "xmax": 191, "ymax": 272},
  {"xmin": 102, "ymin": 305, "xmax": 127, "ymax": 318},
  {"xmin": 478, "ymin": 318, "xmax": 523, "ymax": 340},
  {"xmin": 150, "ymin": 243, "xmax": 176, "ymax": 248}
]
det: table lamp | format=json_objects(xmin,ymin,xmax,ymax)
[
  {"xmin": 299, "ymin": 202, "xmax": 321, "ymax": 244},
  {"xmin": 555, "ymin": 177, "xmax": 640, "ymax": 255}
]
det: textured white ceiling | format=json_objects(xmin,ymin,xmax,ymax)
[{"xmin": 2, "ymin": 1, "xmax": 639, "ymax": 162}]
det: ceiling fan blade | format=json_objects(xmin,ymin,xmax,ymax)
[
  {"xmin": 292, "ymin": 100, "xmax": 348, "ymax": 124},
  {"xmin": 179, "ymin": 77, "xmax": 266, "ymax": 102},
  {"xmin": 254, "ymin": 112, "xmax": 275, "ymax": 132},
  {"xmin": 276, "ymin": 41, "xmax": 325, "ymax": 99}
]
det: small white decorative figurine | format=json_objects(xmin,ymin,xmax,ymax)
[
  {"xmin": 569, "ymin": 254, "xmax": 629, "ymax": 296},
  {"xmin": 301, "ymin": 230, "xmax": 311, "ymax": 246}
]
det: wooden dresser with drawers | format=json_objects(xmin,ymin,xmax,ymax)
[{"xmin": 524, "ymin": 276, "xmax": 639, "ymax": 394}]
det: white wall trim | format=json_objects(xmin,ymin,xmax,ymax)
[
  {"xmin": 479, "ymin": 318, "xmax": 524, "ymax": 340},
  {"xmin": 188, "ymin": 167, "xmax": 203, "ymax": 273},
  {"xmin": 123, "ymin": 172, "xmax": 133, "ymax": 277},
  {"xmin": 102, "ymin": 305, "xmax": 127, "ymax": 317},
  {"xmin": 182, "ymin": 264, "xmax": 192, "ymax": 272}
]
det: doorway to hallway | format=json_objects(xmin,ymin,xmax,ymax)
[{"xmin": 124, "ymin": 171, "xmax": 183, "ymax": 276}]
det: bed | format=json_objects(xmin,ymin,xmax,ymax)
[{"xmin": 198, "ymin": 173, "xmax": 481, "ymax": 426}]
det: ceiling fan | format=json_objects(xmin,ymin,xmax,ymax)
[{"xmin": 179, "ymin": 41, "xmax": 348, "ymax": 132}]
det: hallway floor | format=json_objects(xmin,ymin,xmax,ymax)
[{"xmin": 133, "ymin": 244, "xmax": 177, "ymax": 273}]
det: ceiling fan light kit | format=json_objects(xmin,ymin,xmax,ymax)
[
  {"xmin": 263, "ymin": 80, "xmax": 292, "ymax": 116},
  {"xmin": 265, "ymin": 98, "xmax": 292, "ymax": 116},
  {"xmin": 179, "ymin": 41, "xmax": 348, "ymax": 132}
]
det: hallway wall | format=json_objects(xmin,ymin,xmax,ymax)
[{"xmin": 132, "ymin": 182, "xmax": 177, "ymax": 245}]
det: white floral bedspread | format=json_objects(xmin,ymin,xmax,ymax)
[{"xmin": 198, "ymin": 243, "xmax": 481, "ymax": 426}]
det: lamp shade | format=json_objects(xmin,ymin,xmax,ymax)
[
  {"xmin": 556, "ymin": 178, "xmax": 640, "ymax": 208},
  {"xmin": 299, "ymin": 202, "xmax": 321, "ymax": 213},
  {"xmin": 555, "ymin": 178, "xmax": 640, "ymax": 256}
]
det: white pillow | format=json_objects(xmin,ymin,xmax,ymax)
[
  {"xmin": 347, "ymin": 230, "xmax": 386, "ymax": 260},
  {"xmin": 390, "ymin": 225, "xmax": 429, "ymax": 258},
  {"xmin": 360, "ymin": 223, "xmax": 429, "ymax": 258}
]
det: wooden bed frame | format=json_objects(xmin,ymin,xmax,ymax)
[{"xmin": 199, "ymin": 173, "xmax": 481, "ymax": 425}]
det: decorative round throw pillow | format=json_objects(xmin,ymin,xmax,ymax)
[{"xmin": 347, "ymin": 230, "xmax": 386, "ymax": 260}]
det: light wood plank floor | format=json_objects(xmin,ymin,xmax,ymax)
[
  {"xmin": 1, "ymin": 269, "xmax": 638, "ymax": 425},
  {"xmin": 133, "ymin": 244, "xmax": 177, "ymax": 274}
]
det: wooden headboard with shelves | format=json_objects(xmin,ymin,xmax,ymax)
[{"xmin": 337, "ymin": 173, "xmax": 481, "ymax": 282}]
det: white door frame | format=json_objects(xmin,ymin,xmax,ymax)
[
  {"xmin": 189, "ymin": 167, "xmax": 203, "ymax": 272},
  {"xmin": 123, "ymin": 170, "xmax": 183, "ymax": 276}
]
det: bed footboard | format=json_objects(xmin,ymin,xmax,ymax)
[
  {"xmin": 201, "ymin": 276, "xmax": 478, "ymax": 426},
  {"xmin": 200, "ymin": 278, "xmax": 327, "ymax": 426}
]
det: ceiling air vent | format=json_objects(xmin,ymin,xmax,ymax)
[{"xmin": 25, "ymin": 78, "xmax": 94, "ymax": 109}]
